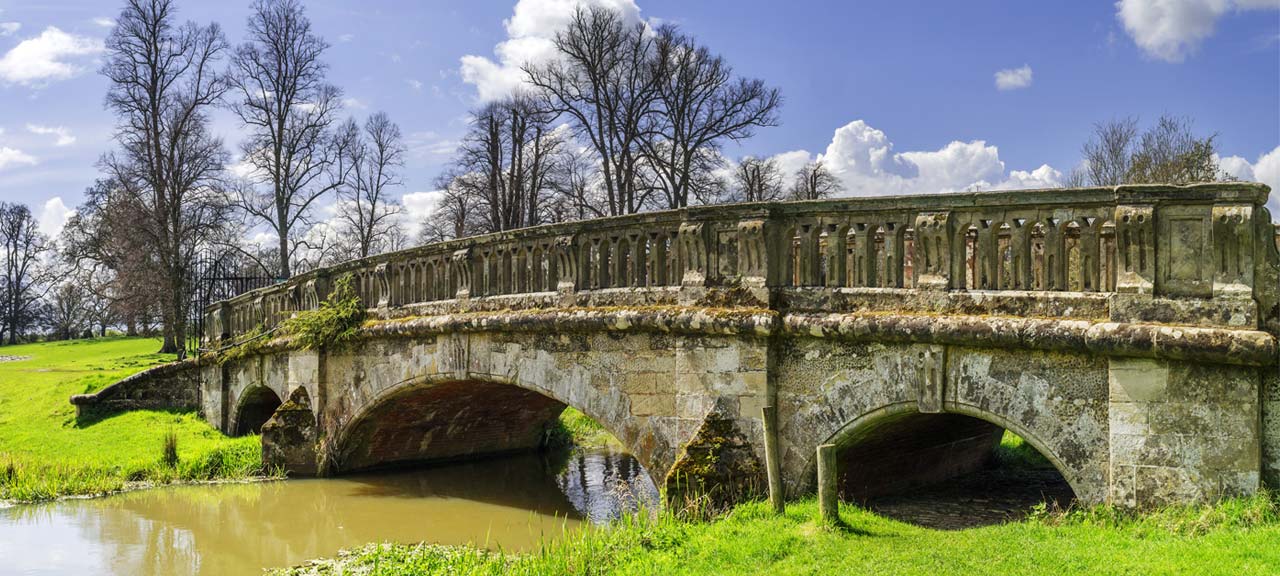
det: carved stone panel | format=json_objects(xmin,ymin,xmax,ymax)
[{"xmin": 1156, "ymin": 204, "xmax": 1211, "ymax": 298}]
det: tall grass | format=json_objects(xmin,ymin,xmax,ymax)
[{"xmin": 271, "ymin": 492, "xmax": 1280, "ymax": 576}]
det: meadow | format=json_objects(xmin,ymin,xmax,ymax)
[{"xmin": 0, "ymin": 337, "xmax": 264, "ymax": 502}]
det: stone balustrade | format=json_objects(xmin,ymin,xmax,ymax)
[{"xmin": 205, "ymin": 183, "xmax": 1279, "ymax": 344}]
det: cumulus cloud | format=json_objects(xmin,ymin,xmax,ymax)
[
  {"xmin": 1217, "ymin": 145, "xmax": 1280, "ymax": 216},
  {"xmin": 460, "ymin": 0, "xmax": 645, "ymax": 101},
  {"xmin": 26, "ymin": 124, "xmax": 75, "ymax": 146},
  {"xmin": 92, "ymin": 17, "xmax": 114, "ymax": 28},
  {"xmin": 1116, "ymin": 0, "xmax": 1280, "ymax": 62},
  {"xmin": 0, "ymin": 22, "xmax": 20, "ymax": 37},
  {"xmin": 777, "ymin": 119, "xmax": 1064, "ymax": 197},
  {"xmin": 0, "ymin": 147, "xmax": 36, "ymax": 170},
  {"xmin": 38, "ymin": 197, "xmax": 74, "ymax": 238},
  {"xmin": 994, "ymin": 65, "xmax": 1033, "ymax": 90},
  {"xmin": 342, "ymin": 97, "xmax": 368, "ymax": 110},
  {"xmin": 401, "ymin": 190, "xmax": 445, "ymax": 236},
  {"xmin": 0, "ymin": 27, "xmax": 104, "ymax": 86}
]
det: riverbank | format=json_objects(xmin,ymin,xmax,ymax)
[
  {"xmin": 0, "ymin": 337, "xmax": 267, "ymax": 502},
  {"xmin": 272, "ymin": 491, "xmax": 1280, "ymax": 575}
]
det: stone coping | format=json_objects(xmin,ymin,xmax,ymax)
[{"xmin": 271, "ymin": 307, "xmax": 1279, "ymax": 367}]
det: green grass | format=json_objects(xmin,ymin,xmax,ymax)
[
  {"xmin": 0, "ymin": 337, "xmax": 265, "ymax": 502},
  {"xmin": 272, "ymin": 492, "xmax": 1280, "ymax": 576},
  {"xmin": 546, "ymin": 407, "xmax": 622, "ymax": 449}
]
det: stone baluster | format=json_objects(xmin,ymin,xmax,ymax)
[
  {"xmin": 1042, "ymin": 219, "xmax": 1066, "ymax": 291},
  {"xmin": 793, "ymin": 222, "xmax": 820, "ymax": 286},
  {"xmin": 647, "ymin": 230, "xmax": 669, "ymax": 287},
  {"xmin": 1212, "ymin": 204, "xmax": 1256, "ymax": 300},
  {"xmin": 451, "ymin": 247, "xmax": 473, "ymax": 300},
  {"xmin": 374, "ymin": 263, "xmax": 391, "ymax": 309},
  {"xmin": 1115, "ymin": 205, "xmax": 1155, "ymax": 295},
  {"xmin": 678, "ymin": 222, "xmax": 709, "ymax": 288},
  {"xmin": 629, "ymin": 232, "xmax": 646, "ymax": 287},
  {"xmin": 823, "ymin": 223, "xmax": 850, "ymax": 288},
  {"xmin": 914, "ymin": 211, "xmax": 952, "ymax": 291},
  {"xmin": 1078, "ymin": 218, "xmax": 1102, "ymax": 292},
  {"xmin": 554, "ymin": 235, "xmax": 579, "ymax": 295}
]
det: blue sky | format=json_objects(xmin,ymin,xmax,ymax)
[{"xmin": 0, "ymin": 0, "xmax": 1277, "ymax": 238}]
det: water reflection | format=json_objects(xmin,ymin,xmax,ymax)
[{"xmin": 0, "ymin": 447, "xmax": 656, "ymax": 576}]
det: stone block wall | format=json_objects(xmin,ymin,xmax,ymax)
[
  {"xmin": 1109, "ymin": 358, "xmax": 1261, "ymax": 506},
  {"xmin": 70, "ymin": 359, "xmax": 202, "ymax": 418}
]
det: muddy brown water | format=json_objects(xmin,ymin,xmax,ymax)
[{"xmin": 0, "ymin": 448, "xmax": 657, "ymax": 576}]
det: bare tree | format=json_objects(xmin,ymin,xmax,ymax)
[
  {"xmin": 100, "ymin": 0, "xmax": 231, "ymax": 356},
  {"xmin": 44, "ymin": 280, "xmax": 93, "ymax": 341},
  {"xmin": 645, "ymin": 26, "xmax": 781, "ymax": 208},
  {"xmin": 1082, "ymin": 117, "xmax": 1138, "ymax": 186},
  {"xmin": 1128, "ymin": 115, "xmax": 1222, "ymax": 184},
  {"xmin": 448, "ymin": 95, "xmax": 563, "ymax": 234},
  {"xmin": 789, "ymin": 160, "xmax": 843, "ymax": 200},
  {"xmin": 525, "ymin": 6, "xmax": 659, "ymax": 216},
  {"xmin": 730, "ymin": 156, "xmax": 785, "ymax": 202},
  {"xmin": 64, "ymin": 179, "xmax": 164, "ymax": 337},
  {"xmin": 0, "ymin": 203, "xmax": 54, "ymax": 345},
  {"xmin": 335, "ymin": 113, "xmax": 406, "ymax": 260},
  {"xmin": 229, "ymin": 0, "xmax": 344, "ymax": 278},
  {"xmin": 546, "ymin": 145, "xmax": 607, "ymax": 221},
  {"xmin": 1080, "ymin": 114, "xmax": 1226, "ymax": 186}
]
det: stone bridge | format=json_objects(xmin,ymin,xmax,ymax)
[{"xmin": 77, "ymin": 183, "xmax": 1280, "ymax": 507}]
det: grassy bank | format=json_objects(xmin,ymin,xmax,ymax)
[
  {"xmin": 0, "ymin": 337, "xmax": 264, "ymax": 502},
  {"xmin": 546, "ymin": 407, "xmax": 621, "ymax": 449},
  {"xmin": 273, "ymin": 491, "xmax": 1280, "ymax": 575}
]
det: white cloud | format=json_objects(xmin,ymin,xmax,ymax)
[
  {"xmin": 342, "ymin": 97, "xmax": 368, "ymax": 110},
  {"xmin": 0, "ymin": 22, "xmax": 20, "ymax": 37},
  {"xmin": 0, "ymin": 147, "xmax": 36, "ymax": 170},
  {"xmin": 406, "ymin": 131, "xmax": 460, "ymax": 160},
  {"xmin": 25, "ymin": 124, "xmax": 75, "ymax": 146},
  {"xmin": 994, "ymin": 65, "xmax": 1033, "ymax": 90},
  {"xmin": 1218, "ymin": 145, "xmax": 1280, "ymax": 216},
  {"xmin": 1116, "ymin": 0, "xmax": 1280, "ymax": 62},
  {"xmin": 38, "ymin": 197, "xmax": 74, "ymax": 238},
  {"xmin": 400, "ymin": 190, "xmax": 445, "ymax": 241},
  {"xmin": 92, "ymin": 17, "xmax": 114, "ymax": 28},
  {"xmin": 338, "ymin": 33, "xmax": 354, "ymax": 43},
  {"xmin": 407, "ymin": 78, "xmax": 424, "ymax": 91},
  {"xmin": 777, "ymin": 119, "xmax": 1063, "ymax": 197},
  {"xmin": 460, "ymin": 0, "xmax": 646, "ymax": 101},
  {"xmin": 0, "ymin": 27, "xmax": 104, "ymax": 86}
]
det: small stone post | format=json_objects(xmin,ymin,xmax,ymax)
[
  {"xmin": 817, "ymin": 443, "xmax": 838, "ymax": 524},
  {"xmin": 762, "ymin": 406, "xmax": 784, "ymax": 514}
]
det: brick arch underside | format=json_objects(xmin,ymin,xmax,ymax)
[
  {"xmin": 233, "ymin": 385, "xmax": 283, "ymax": 436},
  {"xmin": 331, "ymin": 374, "xmax": 666, "ymax": 486},
  {"xmin": 779, "ymin": 341, "xmax": 1109, "ymax": 504}
]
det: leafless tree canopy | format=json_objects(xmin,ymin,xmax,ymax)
[
  {"xmin": 0, "ymin": 203, "xmax": 55, "ymax": 345},
  {"xmin": 789, "ymin": 160, "xmax": 843, "ymax": 200},
  {"xmin": 230, "ymin": 0, "xmax": 344, "ymax": 278},
  {"xmin": 63, "ymin": 179, "xmax": 165, "ymax": 337},
  {"xmin": 525, "ymin": 7, "xmax": 660, "ymax": 217},
  {"xmin": 645, "ymin": 26, "xmax": 781, "ymax": 209},
  {"xmin": 99, "ymin": 0, "xmax": 231, "ymax": 355},
  {"xmin": 333, "ymin": 113, "xmax": 406, "ymax": 261},
  {"xmin": 730, "ymin": 156, "xmax": 786, "ymax": 202},
  {"xmin": 1080, "ymin": 114, "xmax": 1227, "ymax": 187},
  {"xmin": 449, "ymin": 95, "xmax": 564, "ymax": 233}
]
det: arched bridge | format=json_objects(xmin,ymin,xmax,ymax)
[{"xmin": 77, "ymin": 183, "xmax": 1280, "ymax": 507}]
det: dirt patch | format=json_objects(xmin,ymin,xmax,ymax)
[
  {"xmin": 863, "ymin": 468, "xmax": 1074, "ymax": 530},
  {"xmin": 0, "ymin": 356, "xmax": 30, "ymax": 363}
]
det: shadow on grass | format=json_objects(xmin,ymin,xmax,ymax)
[{"xmin": 73, "ymin": 407, "xmax": 198, "ymax": 429}]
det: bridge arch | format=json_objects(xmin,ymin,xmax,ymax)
[
  {"xmin": 232, "ymin": 385, "xmax": 283, "ymax": 436},
  {"xmin": 811, "ymin": 400, "xmax": 1083, "ymax": 504},
  {"xmin": 328, "ymin": 369, "xmax": 663, "ymax": 488}
]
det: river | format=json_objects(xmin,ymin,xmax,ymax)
[{"xmin": 0, "ymin": 447, "xmax": 657, "ymax": 575}]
